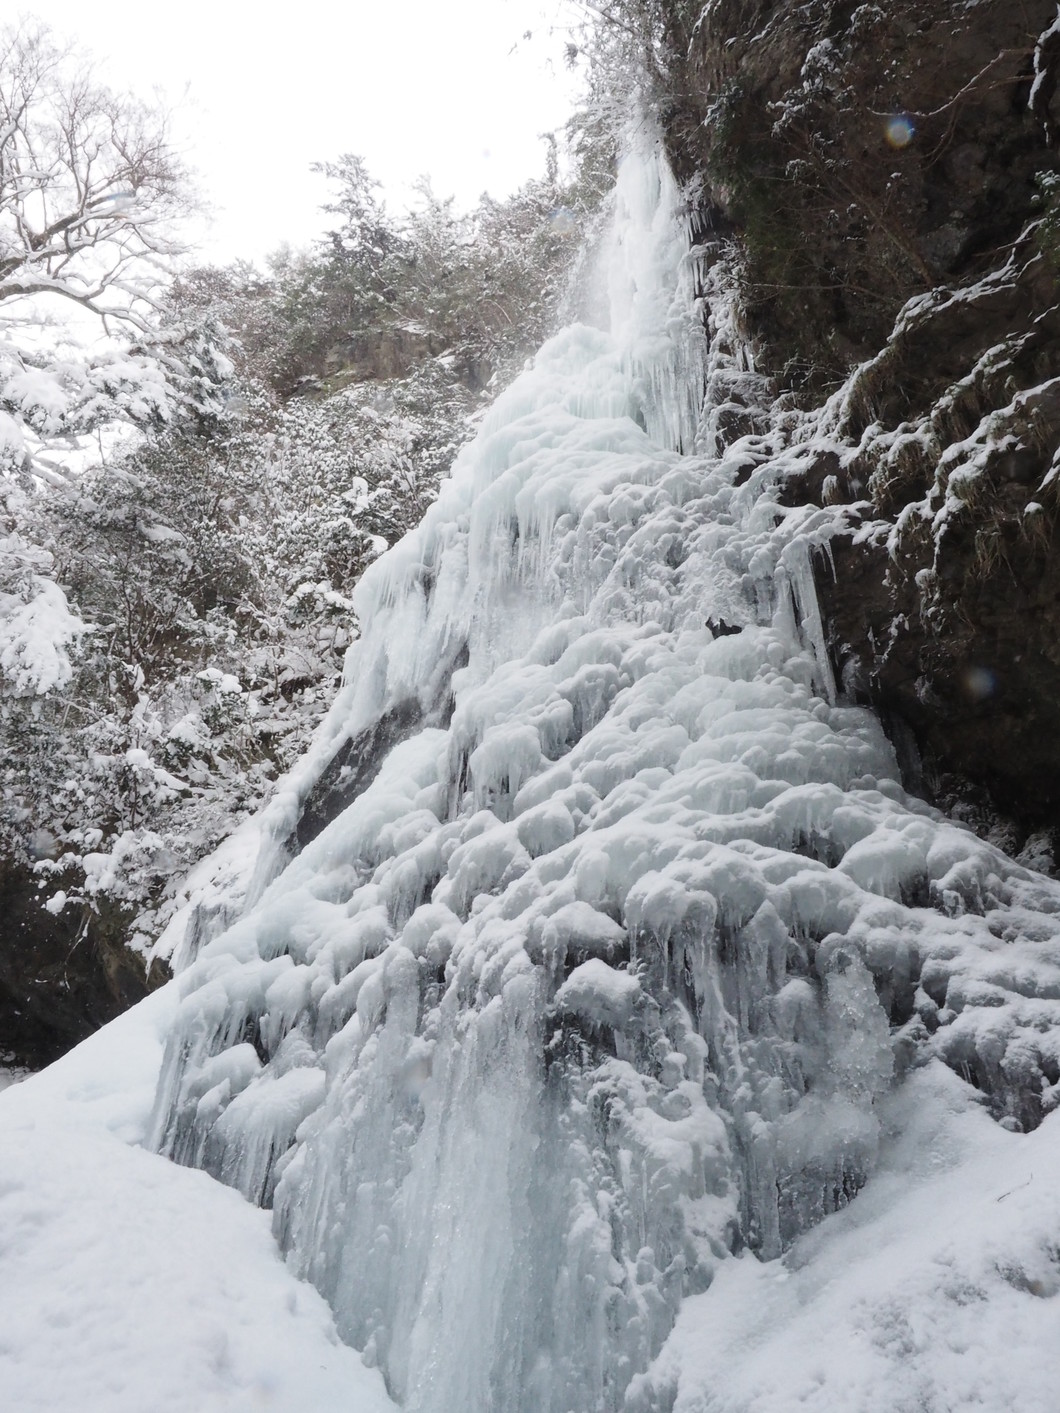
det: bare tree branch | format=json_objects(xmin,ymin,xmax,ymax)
[
  {"xmin": 0, "ymin": 20, "xmax": 196, "ymax": 334},
  {"xmin": 0, "ymin": 21, "xmax": 223, "ymax": 482}
]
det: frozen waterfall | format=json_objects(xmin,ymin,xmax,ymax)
[{"xmin": 149, "ymin": 133, "xmax": 1060, "ymax": 1412}]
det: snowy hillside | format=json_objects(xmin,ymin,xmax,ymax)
[{"xmin": 4, "ymin": 134, "xmax": 1060, "ymax": 1413}]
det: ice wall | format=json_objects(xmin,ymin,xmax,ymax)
[{"xmin": 150, "ymin": 130, "xmax": 1060, "ymax": 1412}]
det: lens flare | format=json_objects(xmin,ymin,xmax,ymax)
[
  {"xmin": 964, "ymin": 666, "xmax": 997, "ymax": 701},
  {"xmin": 885, "ymin": 115, "xmax": 915, "ymax": 148}
]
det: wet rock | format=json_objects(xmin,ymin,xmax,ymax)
[
  {"xmin": 660, "ymin": 0, "xmax": 1060, "ymax": 396},
  {"xmin": 296, "ymin": 698, "xmax": 426, "ymax": 849}
]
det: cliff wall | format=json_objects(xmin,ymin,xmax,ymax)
[{"xmin": 659, "ymin": 0, "xmax": 1060, "ymax": 855}]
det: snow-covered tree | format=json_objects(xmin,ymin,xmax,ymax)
[
  {"xmin": 0, "ymin": 23, "xmax": 230, "ymax": 700},
  {"xmin": 0, "ymin": 128, "xmax": 600, "ymax": 963},
  {"xmin": 0, "ymin": 22, "xmax": 223, "ymax": 475},
  {"xmin": 249, "ymin": 149, "xmax": 597, "ymax": 399}
]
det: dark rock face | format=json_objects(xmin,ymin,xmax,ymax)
[
  {"xmin": 807, "ymin": 255, "xmax": 1060, "ymax": 846},
  {"xmin": 666, "ymin": 0, "xmax": 1060, "ymax": 391},
  {"xmin": 295, "ymin": 697, "xmax": 425, "ymax": 850},
  {"xmin": 0, "ymin": 859, "xmax": 165, "ymax": 1068},
  {"xmin": 659, "ymin": 0, "xmax": 1060, "ymax": 852}
]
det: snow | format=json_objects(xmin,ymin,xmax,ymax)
[
  {"xmin": 1031, "ymin": 9, "xmax": 1060, "ymax": 117},
  {"xmin": 555, "ymin": 956, "xmax": 642, "ymax": 1028},
  {"xmin": 0, "ymin": 986, "xmax": 395, "ymax": 1413},
  {"xmin": 10, "ymin": 126, "xmax": 1060, "ymax": 1412},
  {"xmin": 9, "ymin": 1010, "xmax": 1048, "ymax": 1413},
  {"xmin": 0, "ymin": 533, "xmax": 90, "ymax": 694},
  {"xmin": 631, "ymin": 1064, "xmax": 1060, "ymax": 1413}
]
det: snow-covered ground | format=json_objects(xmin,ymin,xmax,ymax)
[
  {"xmin": 635, "ymin": 1065, "xmax": 1060, "ymax": 1412},
  {"xmin": 0, "ymin": 986, "xmax": 395, "ymax": 1413},
  {"xmin": 2, "ymin": 998, "xmax": 1056, "ymax": 1411}
]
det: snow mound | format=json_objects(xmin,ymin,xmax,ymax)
[
  {"xmin": 555, "ymin": 956, "xmax": 642, "ymax": 1028},
  {"xmin": 633, "ymin": 1065, "xmax": 1060, "ymax": 1413},
  {"xmin": 0, "ymin": 988, "xmax": 394, "ymax": 1413}
]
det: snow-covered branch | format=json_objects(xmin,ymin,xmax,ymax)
[{"xmin": 0, "ymin": 22, "xmax": 225, "ymax": 485}]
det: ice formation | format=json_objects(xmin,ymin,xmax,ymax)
[{"xmin": 150, "ymin": 134, "xmax": 1060, "ymax": 1412}]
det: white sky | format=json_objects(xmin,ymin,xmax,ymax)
[{"xmin": 25, "ymin": 0, "xmax": 581, "ymax": 265}]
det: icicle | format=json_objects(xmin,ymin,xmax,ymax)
[{"xmin": 777, "ymin": 537, "xmax": 839, "ymax": 704}]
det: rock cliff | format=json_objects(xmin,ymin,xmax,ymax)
[{"xmin": 659, "ymin": 0, "xmax": 1060, "ymax": 857}]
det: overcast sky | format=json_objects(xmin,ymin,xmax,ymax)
[{"xmin": 26, "ymin": 0, "xmax": 580, "ymax": 264}]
